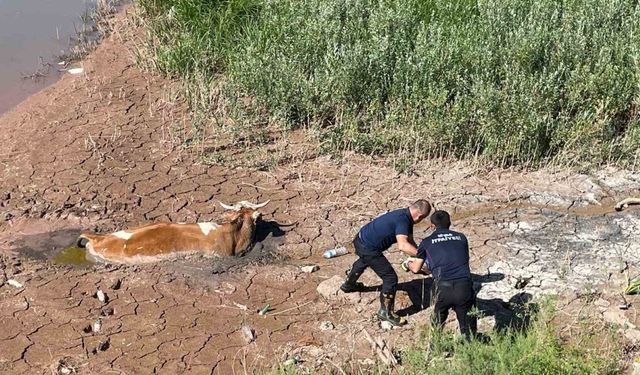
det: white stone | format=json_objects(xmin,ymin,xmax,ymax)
[
  {"xmin": 7, "ymin": 279, "xmax": 22, "ymax": 288},
  {"xmin": 301, "ymin": 265, "xmax": 319, "ymax": 273},
  {"xmin": 316, "ymin": 276, "xmax": 343, "ymax": 299},
  {"xmin": 92, "ymin": 319, "xmax": 102, "ymax": 333},
  {"xmin": 380, "ymin": 321, "xmax": 394, "ymax": 331},
  {"xmin": 96, "ymin": 289, "xmax": 106, "ymax": 303},
  {"xmin": 319, "ymin": 321, "xmax": 334, "ymax": 330},
  {"xmin": 68, "ymin": 67, "xmax": 84, "ymax": 74},
  {"xmin": 241, "ymin": 325, "xmax": 255, "ymax": 343}
]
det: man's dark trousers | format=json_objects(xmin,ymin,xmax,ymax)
[
  {"xmin": 349, "ymin": 235, "xmax": 398, "ymax": 294},
  {"xmin": 432, "ymin": 277, "xmax": 477, "ymax": 338}
]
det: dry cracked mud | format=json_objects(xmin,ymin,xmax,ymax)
[{"xmin": 1, "ymin": 6, "xmax": 640, "ymax": 375}]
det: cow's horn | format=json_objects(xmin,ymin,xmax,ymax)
[
  {"xmin": 238, "ymin": 200, "xmax": 270, "ymax": 209},
  {"xmin": 252, "ymin": 200, "xmax": 270, "ymax": 209},
  {"xmin": 219, "ymin": 201, "xmax": 240, "ymax": 211}
]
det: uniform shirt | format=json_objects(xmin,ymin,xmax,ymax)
[
  {"xmin": 358, "ymin": 208, "xmax": 413, "ymax": 255},
  {"xmin": 417, "ymin": 228, "xmax": 471, "ymax": 281}
]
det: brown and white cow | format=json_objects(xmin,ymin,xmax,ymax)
[{"xmin": 76, "ymin": 200, "xmax": 269, "ymax": 264}]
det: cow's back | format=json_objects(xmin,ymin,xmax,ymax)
[{"xmin": 80, "ymin": 220, "xmax": 238, "ymax": 263}]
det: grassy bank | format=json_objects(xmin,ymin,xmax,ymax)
[
  {"xmin": 399, "ymin": 308, "xmax": 620, "ymax": 375},
  {"xmin": 136, "ymin": 0, "xmax": 640, "ymax": 168},
  {"xmin": 267, "ymin": 302, "xmax": 623, "ymax": 374}
]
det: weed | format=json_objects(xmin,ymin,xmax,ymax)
[
  {"xmin": 63, "ymin": 0, "xmax": 123, "ymax": 62},
  {"xmin": 136, "ymin": 0, "xmax": 640, "ymax": 168}
]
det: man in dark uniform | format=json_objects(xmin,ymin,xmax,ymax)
[
  {"xmin": 407, "ymin": 210, "xmax": 477, "ymax": 340},
  {"xmin": 340, "ymin": 199, "xmax": 432, "ymax": 326}
]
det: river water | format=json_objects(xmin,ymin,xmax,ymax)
[{"xmin": 0, "ymin": 0, "xmax": 95, "ymax": 115}]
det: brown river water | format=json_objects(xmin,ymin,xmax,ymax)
[{"xmin": 0, "ymin": 0, "xmax": 95, "ymax": 115}]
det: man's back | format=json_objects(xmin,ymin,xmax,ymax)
[
  {"xmin": 358, "ymin": 208, "xmax": 412, "ymax": 254},
  {"xmin": 418, "ymin": 229, "xmax": 470, "ymax": 281},
  {"xmin": 415, "ymin": 210, "xmax": 477, "ymax": 339}
]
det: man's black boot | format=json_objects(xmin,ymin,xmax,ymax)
[
  {"xmin": 340, "ymin": 271, "xmax": 364, "ymax": 293},
  {"xmin": 376, "ymin": 292, "xmax": 405, "ymax": 326}
]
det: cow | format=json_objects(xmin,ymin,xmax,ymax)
[
  {"xmin": 615, "ymin": 198, "xmax": 640, "ymax": 212},
  {"xmin": 76, "ymin": 200, "xmax": 270, "ymax": 264}
]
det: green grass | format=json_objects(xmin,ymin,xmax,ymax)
[
  {"xmin": 401, "ymin": 308, "xmax": 619, "ymax": 374},
  {"xmin": 263, "ymin": 301, "xmax": 622, "ymax": 375},
  {"xmin": 136, "ymin": 0, "xmax": 640, "ymax": 168},
  {"xmin": 625, "ymin": 277, "xmax": 640, "ymax": 295}
]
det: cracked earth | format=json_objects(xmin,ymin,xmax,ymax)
[{"xmin": 1, "ymin": 7, "xmax": 640, "ymax": 375}]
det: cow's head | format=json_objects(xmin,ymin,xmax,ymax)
[
  {"xmin": 219, "ymin": 200, "xmax": 270, "ymax": 255},
  {"xmin": 220, "ymin": 200, "xmax": 269, "ymax": 220}
]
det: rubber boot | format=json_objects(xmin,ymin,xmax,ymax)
[
  {"xmin": 376, "ymin": 292, "xmax": 405, "ymax": 326},
  {"xmin": 340, "ymin": 270, "xmax": 365, "ymax": 293}
]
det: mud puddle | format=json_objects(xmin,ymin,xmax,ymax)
[
  {"xmin": 450, "ymin": 195, "xmax": 634, "ymax": 222},
  {"xmin": 53, "ymin": 245, "xmax": 93, "ymax": 266},
  {"xmin": 0, "ymin": 0, "xmax": 97, "ymax": 114}
]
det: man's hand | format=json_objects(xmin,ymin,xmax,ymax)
[
  {"xmin": 406, "ymin": 258, "xmax": 431, "ymax": 274},
  {"xmin": 396, "ymin": 235, "xmax": 418, "ymax": 257}
]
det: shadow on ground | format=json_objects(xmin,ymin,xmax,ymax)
[
  {"xmin": 394, "ymin": 273, "xmax": 538, "ymax": 333},
  {"xmin": 477, "ymin": 292, "xmax": 538, "ymax": 333},
  {"xmin": 396, "ymin": 273, "xmax": 505, "ymax": 316}
]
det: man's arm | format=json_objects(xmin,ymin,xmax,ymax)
[
  {"xmin": 396, "ymin": 235, "xmax": 418, "ymax": 257},
  {"xmin": 407, "ymin": 258, "xmax": 429, "ymax": 274}
]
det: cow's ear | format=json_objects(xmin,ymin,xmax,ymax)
[
  {"xmin": 251, "ymin": 210, "xmax": 261, "ymax": 220},
  {"xmin": 221, "ymin": 211, "xmax": 240, "ymax": 222}
]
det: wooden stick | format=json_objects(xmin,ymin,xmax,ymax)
[
  {"xmin": 267, "ymin": 301, "xmax": 313, "ymax": 317},
  {"xmin": 362, "ymin": 330, "xmax": 389, "ymax": 365},
  {"xmin": 362, "ymin": 329, "xmax": 398, "ymax": 366}
]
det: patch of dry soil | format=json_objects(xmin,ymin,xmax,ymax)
[{"xmin": 1, "ymin": 6, "xmax": 640, "ymax": 374}]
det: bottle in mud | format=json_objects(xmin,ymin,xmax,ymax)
[{"xmin": 323, "ymin": 246, "xmax": 348, "ymax": 259}]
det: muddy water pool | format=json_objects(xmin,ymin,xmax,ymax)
[
  {"xmin": 0, "ymin": 0, "xmax": 96, "ymax": 114},
  {"xmin": 53, "ymin": 245, "xmax": 93, "ymax": 266}
]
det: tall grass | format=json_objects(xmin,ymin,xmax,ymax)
[{"xmin": 137, "ymin": 0, "xmax": 640, "ymax": 168}]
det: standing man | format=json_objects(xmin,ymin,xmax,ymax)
[
  {"xmin": 340, "ymin": 199, "xmax": 432, "ymax": 326},
  {"xmin": 406, "ymin": 210, "xmax": 477, "ymax": 340}
]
